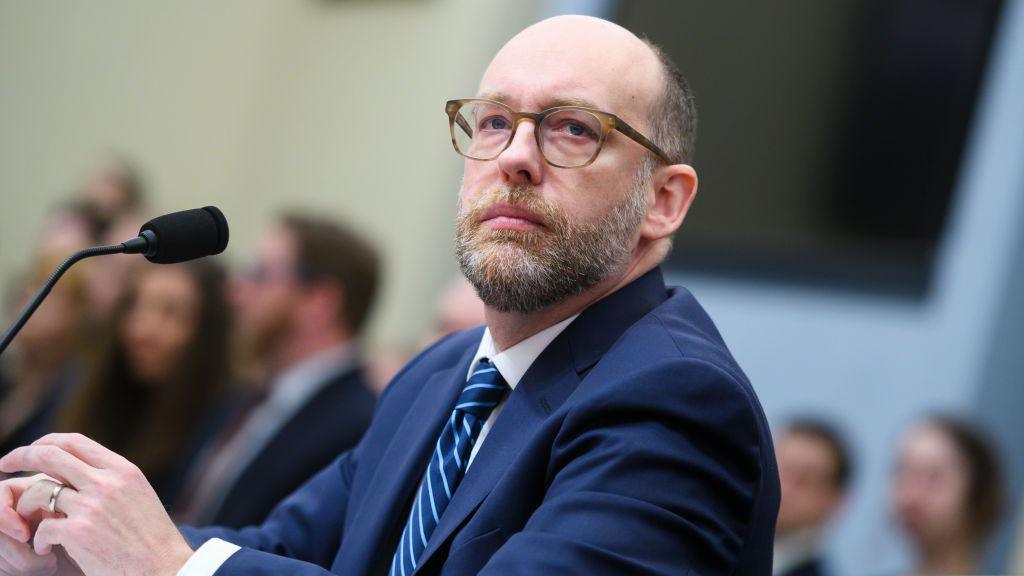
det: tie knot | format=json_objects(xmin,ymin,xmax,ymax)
[{"xmin": 456, "ymin": 359, "xmax": 509, "ymax": 420}]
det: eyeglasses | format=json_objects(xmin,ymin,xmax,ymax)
[{"xmin": 445, "ymin": 98, "xmax": 672, "ymax": 168}]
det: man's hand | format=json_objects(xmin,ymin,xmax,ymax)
[
  {"xmin": 0, "ymin": 474, "xmax": 60, "ymax": 575},
  {"xmin": 0, "ymin": 434, "xmax": 193, "ymax": 576}
]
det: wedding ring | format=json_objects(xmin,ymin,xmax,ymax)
[{"xmin": 47, "ymin": 483, "xmax": 66, "ymax": 514}]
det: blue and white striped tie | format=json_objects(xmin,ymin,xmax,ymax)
[{"xmin": 389, "ymin": 358, "xmax": 509, "ymax": 576}]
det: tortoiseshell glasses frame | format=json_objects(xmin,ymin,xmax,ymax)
[{"xmin": 445, "ymin": 98, "xmax": 673, "ymax": 168}]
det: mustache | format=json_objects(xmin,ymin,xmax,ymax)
[{"xmin": 461, "ymin": 184, "xmax": 565, "ymax": 231}]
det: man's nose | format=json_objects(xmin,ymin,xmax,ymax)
[{"xmin": 497, "ymin": 119, "xmax": 544, "ymax": 186}]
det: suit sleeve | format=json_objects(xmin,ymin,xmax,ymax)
[
  {"xmin": 178, "ymin": 448, "xmax": 356, "ymax": 575},
  {"xmin": 479, "ymin": 358, "xmax": 770, "ymax": 576}
]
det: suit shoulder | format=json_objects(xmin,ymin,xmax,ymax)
[{"xmin": 581, "ymin": 287, "xmax": 773, "ymax": 462}]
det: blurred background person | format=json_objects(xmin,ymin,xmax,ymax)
[
  {"xmin": 891, "ymin": 414, "xmax": 1006, "ymax": 576},
  {"xmin": 74, "ymin": 155, "xmax": 150, "ymax": 321},
  {"xmin": 367, "ymin": 274, "xmax": 485, "ymax": 393},
  {"xmin": 0, "ymin": 254, "xmax": 89, "ymax": 460},
  {"xmin": 75, "ymin": 153, "xmax": 147, "ymax": 240},
  {"xmin": 32, "ymin": 200, "xmax": 100, "ymax": 258},
  {"xmin": 427, "ymin": 275, "xmax": 486, "ymax": 343},
  {"xmin": 774, "ymin": 418, "xmax": 853, "ymax": 576},
  {"xmin": 85, "ymin": 210, "xmax": 151, "ymax": 322},
  {"xmin": 174, "ymin": 211, "xmax": 379, "ymax": 528},
  {"xmin": 55, "ymin": 259, "xmax": 233, "ymax": 505}
]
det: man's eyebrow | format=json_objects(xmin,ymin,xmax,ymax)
[
  {"xmin": 474, "ymin": 92, "xmax": 603, "ymax": 111},
  {"xmin": 476, "ymin": 91, "xmax": 512, "ymax": 103},
  {"xmin": 545, "ymin": 96, "xmax": 602, "ymax": 110}
]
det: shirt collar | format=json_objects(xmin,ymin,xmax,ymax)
[{"xmin": 467, "ymin": 314, "xmax": 579, "ymax": 389}]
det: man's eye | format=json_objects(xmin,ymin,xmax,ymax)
[
  {"xmin": 554, "ymin": 120, "xmax": 597, "ymax": 139},
  {"xmin": 481, "ymin": 117, "xmax": 511, "ymax": 130}
]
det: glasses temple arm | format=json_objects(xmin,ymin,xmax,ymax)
[{"xmin": 615, "ymin": 121, "xmax": 673, "ymax": 165}]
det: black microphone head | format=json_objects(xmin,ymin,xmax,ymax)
[{"xmin": 138, "ymin": 206, "xmax": 229, "ymax": 264}]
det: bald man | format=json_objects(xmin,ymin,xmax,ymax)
[{"xmin": 0, "ymin": 16, "xmax": 778, "ymax": 576}]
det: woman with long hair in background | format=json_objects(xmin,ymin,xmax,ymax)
[
  {"xmin": 892, "ymin": 414, "xmax": 1006, "ymax": 575},
  {"xmin": 57, "ymin": 259, "xmax": 234, "ymax": 505}
]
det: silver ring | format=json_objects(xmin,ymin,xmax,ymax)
[{"xmin": 47, "ymin": 483, "xmax": 66, "ymax": 514}]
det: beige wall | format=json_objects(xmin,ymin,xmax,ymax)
[{"xmin": 0, "ymin": 0, "xmax": 542, "ymax": 348}]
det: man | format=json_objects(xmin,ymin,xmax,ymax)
[
  {"xmin": 0, "ymin": 15, "xmax": 779, "ymax": 576},
  {"xmin": 774, "ymin": 419, "xmax": 852, "ymax": 576},
  {"xmin": 173, "ymin": 212, "xmax": 380, "ymax": 528}
]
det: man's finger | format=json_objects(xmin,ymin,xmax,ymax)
[
  {"xmin": 15, "ymin": 482, "xmax": 79, "ymax": 519},
  {"xmin": 0, "ymin": 482, "xmax": 30, "ymax": 543},
  {"xmin": 0, "ymin": 446, "xmax": 97, "ymax": 489},
  {"xmin": 31, "ymin": 518, "xmax": 69, "ymax": 557},
  {"xmin": 31, "ymin": 434, "xmax": 123, "ymax": 471},
  {"xmin": 0, "ymin": 531, "xmax": 56, "ymax": 575},
  {"xmin": 0, "ymin": 506, "xmax": 29, "ymax": 544}
]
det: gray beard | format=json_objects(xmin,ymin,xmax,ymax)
[{"xmin": 454, "ymin": 176, "xmax": 648, "ymax": 314}]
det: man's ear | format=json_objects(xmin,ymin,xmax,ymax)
[{"xmin": 639, "ymin": 163, "xmax": 698, "ymax": 242}]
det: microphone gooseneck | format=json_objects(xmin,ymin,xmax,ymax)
[
  {"xmin": 0, "ymin": 206, "xmax": 229, "ymax": 356},
  {"xmin": 0, "ymin": 243, "xmax": 125, "ymax": 354}
]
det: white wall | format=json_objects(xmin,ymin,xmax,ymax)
[{"xmin": 0, "ymin": 0, "xmax": 542, "ymax": 347}]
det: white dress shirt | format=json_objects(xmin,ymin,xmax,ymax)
[{"xmin": 177, "ymin": 316, "xmax": 577, "ymax": 576}]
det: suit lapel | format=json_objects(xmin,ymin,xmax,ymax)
[
  {"xmin": 413, "ymin": 267, "xmax": 670, "ymax": 572},
  {"xmin": 333, "ymin": 349, "xmax": 474, "ymax": 574}
]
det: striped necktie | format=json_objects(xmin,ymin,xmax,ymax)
[{"xmin": 389, "ymin": 358, "xmax": 509, "ymax": 576}]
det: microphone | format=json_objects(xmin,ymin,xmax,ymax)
[
  {"xmin": 0, "ymin": 206, "xmax": 229, "ymax": 355},
  {"xmin": 124, "ymin": 206, "xmax": 229, "ymax": 264}
]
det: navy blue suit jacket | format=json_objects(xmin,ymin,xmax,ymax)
[
  {"xmin": 200, "ymin": 367, "xmax": 377, "ymax": 528},
  {"xmin": 182, "ymin": 268, "xmax": 779, "ymax": 575}
]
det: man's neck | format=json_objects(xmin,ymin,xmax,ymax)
[{"xmin": 485, "ymin": 254, "xmax": 658, "ymax": 352}]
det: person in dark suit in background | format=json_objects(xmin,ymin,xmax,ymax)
[
  {"xmin": 0, "ymin": 15, "xmax": 779, "ymax": 576},
  {"xmin": 174, "ymin": 212, "xmax": 380, "ymax": 528},
  {"xmin": 774, "ymin": 418, "xmax": 853, "ymax": 576}
]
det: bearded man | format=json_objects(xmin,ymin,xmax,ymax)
[{"xmin": 0, "ymin": 15, "xmax": 779, "ymax": 576}]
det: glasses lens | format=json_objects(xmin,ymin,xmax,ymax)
[
  {"xmin": 451, "ymin": 101, "xmax": 514, "ymax": 160},
  {"xmin": 539, "ymin": 109, "xmax": 603, "ymax": 167}
]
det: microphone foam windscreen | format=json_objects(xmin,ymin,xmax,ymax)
[{"xmin": 139, "ymin": 206, "xmax": 229, "ymax": 264}]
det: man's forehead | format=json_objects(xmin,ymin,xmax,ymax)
[{"xmin": 478, "ymin": 16, "xmax": 661, "ymax": 121}]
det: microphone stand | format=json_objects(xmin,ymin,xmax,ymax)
[{"xmin": 0, "ymin": 242, "xmax": 140, "ymax": 356}]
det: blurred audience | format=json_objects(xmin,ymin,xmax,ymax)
[
  {"xmin": 774, "ymin": 418, "xmax": 852, "ymax": 576},
  {"xmin": 55, "ymin": 259, "xmax": 233, "ymax": 505},
  {"xmin": 85, "ymin": 211, "xmax": 150, "ymax": 320},
  {"xmin": 0, "ymin": 255, "xmax": 89, "ymax": 460},
  {"xmin": 427, "ymin": 275, "xmax": 486, "ymax": 343},
  {"xmin": 891, "ymin": 414, "xmax": 1005, "ymax": 575},
  {"xmin": 75, "ymin": 154, "xmax": 147, "ymax": 239},
  {"xmin": 367, "ymin": 275, "xmax": 486, "ymax": 393},
  {"xmin": 33, "ymin": 201, "xmax": 99, "ymax": 257},
  {"xmin": 175, "ymin": 212, "xmax": 379, "ymax": 528}
]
